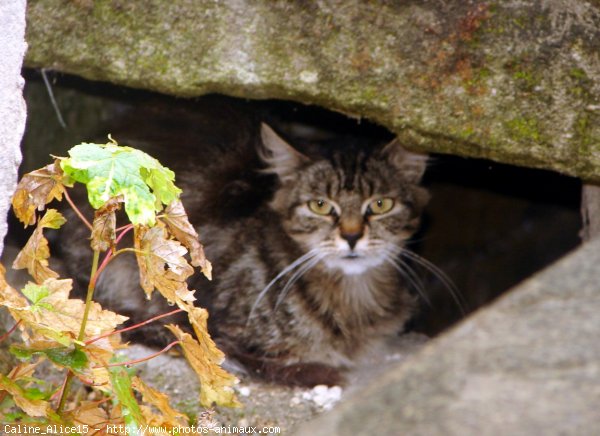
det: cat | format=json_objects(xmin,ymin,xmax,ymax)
[{"xmin": 58, "ymin": 97, "xmax": 430, "ymax": 386}]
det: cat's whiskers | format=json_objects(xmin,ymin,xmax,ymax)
[
  {"xmin": 380, "ymin": 248, "xmax": 431, "ymax": 307},
  {"xmin": 247, "ymin": 247, "xmax": 331, "ymax": 325},
  {"xmin": 391, "ymin": 247, "xmax": 467, "ymax": 315},
  {"xmin": 274, "ymin": 252, "xmax": 328, "ymax": 310}
]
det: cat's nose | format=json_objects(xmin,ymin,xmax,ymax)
[{"xmin": 341, "ymin": 231, "xmax": 363, "ymax": 250}]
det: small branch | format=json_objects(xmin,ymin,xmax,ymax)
[
  {"xmin": 58, "ymin": 249, "xmax": 100, "ymax": 414},
  {"xmin": 0, "ymin": 320, "xmax": 21, "ymax": 343},
  {"xmin": 116, "ymin": 223, "xmax": 134, "ymax": 233},
  {"xmin": 93, "ymin": 248, "xmax": 138, "ymax": 282},
  {"xmin": 101, "ymin": 340, "xmax": 181, "ymax": 368},
  {"xmin": 54, "ymin": 371, "xmax": 70, "ymax": 404},
  {"xmin": 96, "ymin": 251, "xmax": 114, "ymax": 284},
  {"xmin": 85, "ymin": 309, "xmax": 184, "ymax": 345},
  {"xmin": 41, "ymin": 69, "xmax": 67, "ymax": 129},
  {"xmin": 78, "ymin": 250, "xmax": 101, "ymax": 341},
  {"xmin": 63, "ymin": 189, "xmax": 92, "ymax": 231},
  {"xmin": 115, "ymin": 224, "xmax": 134, "ymax": 245}
]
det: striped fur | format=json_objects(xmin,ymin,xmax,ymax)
[{"xmin": 60, "ymin": 108, "xmax": 428, "ymax": 386}]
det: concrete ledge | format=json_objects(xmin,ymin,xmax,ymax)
[
  {"xmin": 25, "ymin": 1, "xmax": 600, "ymax": 181},
  {"xmin": 294, "ymin": 238, "xmax": 600, "ymax": 435}
]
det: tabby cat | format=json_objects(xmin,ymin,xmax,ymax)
[{"xmin": 59, "ymin": 98, "xmax": 429, "ymax": 386}]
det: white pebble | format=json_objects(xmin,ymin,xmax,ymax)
[{"xmin": 303, "ymin": 385, "xmax": 343, "ymax": 410}]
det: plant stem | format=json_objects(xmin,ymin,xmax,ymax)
[
  {"xmin": 0, "ymin": 320, "xmax": 21, "ymax": 342},
  {"xmin": 101, "ymin": 340, "xmax": 181, "ymax": 368},
  {"xmin": 78, "ymin": 250, "xmax": 101, "ymax": 341},
  {"xmin": 63, "ymin": 189, "xmax": 92, "ymax": 231},
  {"xmin": 57, "ymin": 249, "xmax": 100, "ymax": 414},
  {"xmin": 86, "ymin": 308, "xmax": 184, "ymax": 345}
]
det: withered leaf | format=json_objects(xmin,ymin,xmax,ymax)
[
  {"xmin": 134, "ymin": 225, "xmax": 196, "ymax": 305},
  {"xmin": 0, "ymin": 373, "xmax": 50, "ymax": 417},
  {"xmin": 163, "ymin": 200, "xmax": 212, "ymax": 280},
  {"xmin": 0, "ymin": 264, "xmax": 30, "ymax": 309},
  {"xmin": 132, "ymin": 376, "xmax": 188, "ymax": 428},
  {"xmin": 12, "ymin": 209, "xmax": 66, "ymax": 284},
  {"xmin": 12, "ymin": 161, "xmax": 68, "ymax": 227},
  {"xmin": 66, "ymin": 401, "xmax": 110, "ymax": 435},
  {"xmin": 1, "ymin": 276, "xmax": 127, "ymax": 346},
  {"xmin": 91, "ymin": 196, "xmax": 123, "ymax": 252},
  {"xmin": 166, "ymin": 316, "xmax": 239, "ymax": 408}
]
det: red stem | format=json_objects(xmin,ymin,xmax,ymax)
[
  {"xmin": 93, "ymin": 225, "xmax": 135, "ymax": 285},
  {"xmin": 85, "ymin": 308, "xmax": 184, "ymax": 345},
  {"xmin": 63, "ymin": 189, "xmax": 92, "ymax": 230},
  {"xmin": 100, "ymin": 340, "xmax": 181, "ymax": 368},
  {"xmin": 115, "ymin": 224, "xmax": 134, "ymax": 245},
  {"xmin": 52, "ymin": 373, "xmax": 70, "ymax": 403},
  {"xmin": 0, "ymin": 320, "xmax": 21, "ymax": 343}
]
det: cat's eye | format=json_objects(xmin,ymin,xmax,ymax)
[
  {"xmin": 367, "ymin": 198, "xmax": 395, "ymax": 215},
  {"xmin": 308, "ymin": 199, "xmax": 334, "ymax": 216}
]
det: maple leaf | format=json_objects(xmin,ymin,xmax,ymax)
[
  {"xmin": 12, "ymin": 209, "xmax": 66, "ymax": 284},
  {"xmin": 166, "ymin": 317, "xmax": 240, "ymax": 408},
  {"xmin": 65, "ymin": 401, "xmax": 110, "ymax": 433},
  {"xmin": 132, "ymin": 377, "xmax": 188, "ymax": 428},
  {"xmin": 10, "ymin": 343, "xmax": 88, "ymax": 374},
  {"xmin": 1, "ymin": 274, "xmax": 127, "ymax": 346},
  {"xmin": 0, "ymin": 373, "xmax": 50, "ymax": 418},
  {"xmin": 163, "ymin": 200, "xmax": 212, "ymax": 280},
  {"xmin": 134, "ymin": 225, "xmax": 195, "ymax": 305},
  {"xmin": 11, "ymin": 161, "xmax": 68, "ymax": 227},
  {"xmin": 60, "ymin": 139, "xmax": 182, "ymax": 226},
  {"xmin": 0, "ymin": 264, "xmax": 29, "ymax": 309},
  {"xmin": 91, "ymin": 196, "xmax": 123, "ymax": 252}
]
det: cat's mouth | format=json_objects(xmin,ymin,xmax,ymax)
[{"xmin": 342, "ymin": 252, "xmax": 361, "ymax": 259}]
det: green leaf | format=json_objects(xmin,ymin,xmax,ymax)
[
  {"xmin": 21, "ymin": 283, "xmax": 50, "ymax": 305},
  {"xmin": 22, "ymin": 387, "xmax": 49, "ymax": 401},
  {"xmin": 109, "ymin": 364, "xmax": 144, "ymax": 433},
  {"xmin": 45, "ymin": 347, "xmax": 88, "ymax": 371},
  {"xmin": 9, "ymin": 345, "xmax": 88, "ymax": 372},
  {"xmin": 60, "ymin": 139, "xmax": 182, "ymax": 226}
]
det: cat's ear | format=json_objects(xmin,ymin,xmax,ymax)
[
  {"xmin": 380, "ymin": 138, "xmax": 428, "ymax": 183},
  {"xmin": 260, "ymin": 123, "xmax": 309, "ymax": 181}
]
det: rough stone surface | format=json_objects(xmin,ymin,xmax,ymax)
[
  {"xmin": 0, "ymin": 0, "xmax": 26, "ymax": 256},
  {"xmin": 294, "ymin": 238, "xmax": 600, "ymax": 436},
  {"xmin": 108, "ymin": 334, "xmax": 428, "ymax": 433},
  {"xmin": 581, "ymin": 184, "xmax": 600, "ymax": 240},
  {"xmin": 25, "ymin": 1, "xmax": 600, "ymax": 181}
]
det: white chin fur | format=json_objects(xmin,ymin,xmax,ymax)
[{"xmin": 324, "ymin": 256, "xmax": 383, "ymax": 275}]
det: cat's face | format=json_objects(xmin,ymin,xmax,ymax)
[{"xmin": 261, "ymin": 124, "xmax": 428, "ymax": 275}]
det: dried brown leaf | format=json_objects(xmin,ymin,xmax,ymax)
[
  {"xmin": 91, "ymin": 196, "xmax": 123, "ymax": 252},
  {"xmin": 1, "ymin": 274, "xmax": 127, "ymax": 346},
  {"xmin": 132, "ymin": 376, "xmax": 188, "ymax": 427},
  {"xmin": 0, "ymin": 264, "xmax": 29, "ymax": 309},
  {"xmin": 33, "ymin": 278, "xmax": 128, "ymax": 341},
  {"xmin": 134, "ymin": 225, "xmax": 196, "ymax": 305},
  {"xmin": 166, "ymin": 316, "xmax": 239, "ymax": 408},
  {"xmin": 0, "ymin": 373, "xmax": 50, "ymax": 417},
  {"xmin": 8, "ymin": 362, "xmax": 41, "ymax": 381},
  {"xmin": 12, "ymin": 209, "xmax": 66, "ymax": 284},
  {"xmin": 67, "ymin": 401, "xmax": 110, "ymax": 435},
  {"xmin": 163, "ymin": 200, "xmax": 212, "ymax": 279},
  {"xmin": 12, "ymin": 161, "xmax": 67, "ymax": 227}
]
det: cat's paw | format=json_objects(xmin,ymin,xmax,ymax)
[{"xmin": 260, "ymin": 361, "xmax": 346, "ymax": 387}]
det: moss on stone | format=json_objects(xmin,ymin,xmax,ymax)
[
  {"xmin": 23, "ymin": 0, "xmax": 600, "ymax": 181},
  {"xmin": 505, "ymin": 117, "xmax": 542, "ymax": 143}
]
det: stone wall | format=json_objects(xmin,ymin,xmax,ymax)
[
  {"xmin": 25, "ymin": 0, "xmax": 600, "ymax": 180},
  {"xmin": 0, "ymin": 0, "xmax": 26, "ymax": 256}
]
